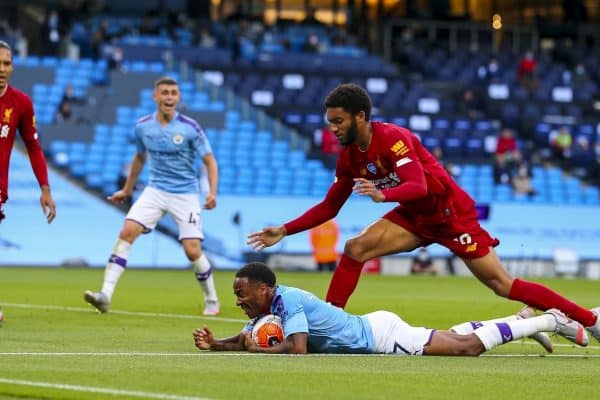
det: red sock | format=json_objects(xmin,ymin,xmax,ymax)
[
  {"xmin": 509, "ymin": 278, "xmax": 597, "ymax": 327},
  {"xmin": 325, "ymin": 254, "xmax": 364, "ymax": 308}
]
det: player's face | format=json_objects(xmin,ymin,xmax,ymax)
[
  {"xmin": 0, "ymin": 48, "xmax": 14, "ymax": 92},
  {"xmin": 153, "ymin": 83, "xmax": 180, "ymax": 117},
  {"xmin": 326, "ymin": 107, "xmax": 360, "ymax": 146},
  {"xmin": 233, "ymin": 277, "xmax": 271, "ymax": 318}
]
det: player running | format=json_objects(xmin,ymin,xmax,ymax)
[{"xmin": 84, "ymin": 77, "xmax": 220, "ymax": 316}]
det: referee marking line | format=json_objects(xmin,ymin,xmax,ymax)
[
  {"xmin": 0, "ymin": 378, "xmax": 212, "ymax": 400},
  {"xmin": 1, "ymin": 302, "xmax": 247, "ymax": 323}
]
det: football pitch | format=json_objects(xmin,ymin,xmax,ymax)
[{"xmin": 0, "ymin": 266, "xmax": 598, "ymax": 400}]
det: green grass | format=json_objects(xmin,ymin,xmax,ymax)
[{"xmin": 0, "ymin": 266, "xmax": 598, "ymax": 399}]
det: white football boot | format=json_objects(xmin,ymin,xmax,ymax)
[
  {"xmin": 203, "ymin": 300, "xmax": 220, "ymax": 316},
  {"xmin": 84, "ymin": 290, "xmax": 110, "ymax": 313},
  {"xmin": 586, "ymin": 307, "xmax": 600, "ymax": 342},
  {"xmin": 545, "ymin": 308, "xmax": 588, "ymax": 347}
]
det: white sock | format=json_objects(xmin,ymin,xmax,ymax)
[
  {"xmin": 451, "ymin": 315, "xmax": 519, "ymax": 335},
  {"xmin": 192, "ymin": 254, "xmax": 218, "ymax": 302},
  {"xmin": 473, "ymin": 314, "xmax": 556, "ymax": 351},
  {"xmin": 101, "ymin": 239, "xmax": 131, "ymax": 300}
]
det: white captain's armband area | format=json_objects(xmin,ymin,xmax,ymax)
[{"xmin": 395, "ymin": 157, "xmax": 413, "ymax": 168}]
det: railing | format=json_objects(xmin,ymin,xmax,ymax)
[{"xmin": 382, "ymin": 19, "xmax": 600, "ymax": 61}]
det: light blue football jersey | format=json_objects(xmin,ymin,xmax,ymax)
[
  {"xmin": 134, "ymin": 112, "xmax": 212, "ymax": 194},
  {"xmin": 245, "ymin": 285, "xmax": 375, "ymax": 353}
]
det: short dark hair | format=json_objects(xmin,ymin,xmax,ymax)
[
  {"xmin": 324, "ymin": 83, "xmax": 372, "ymax": 121},
  {"xmin": 154, "ymin": 77, "xmax": 178, "ymax": 88},
  {"xmin": 0, "ymin": 40, "xmax": 11, "ymax": 53},
  {"xmin": 235, "ymin": 262, "xmax": 276, "ymax": 287}
]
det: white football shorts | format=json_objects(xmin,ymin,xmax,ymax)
[
  {"xmin": 126, "ymin": 186, "xmax": 203, "ymax": 240},
  {"xmin": 365, "ymin": 311, "xmax": 435, "ymax": 355}
]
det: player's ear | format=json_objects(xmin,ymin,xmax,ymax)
[{"xmin": 356, "ymin": 110, "xmax": 366, "ymax": 123}]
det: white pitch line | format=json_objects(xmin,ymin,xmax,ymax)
[
  {"xmin": 0, "ymin": 352, "xmax": 599, "ymax": 358},
  {"xmin": 1, "ymin": 302, "xmax": 246, "ymax": 323},
  {"xmin": 2, "ymin": 302, "xmax": 599, "ymax": 351},
  {"xmin": 0, "ymin": 378, "xmax": 213, "ymax": 400}
]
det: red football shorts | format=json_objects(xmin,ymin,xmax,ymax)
[{"xmin": 383, "ymin": 203, "xmax": 499, "ymax": 259}]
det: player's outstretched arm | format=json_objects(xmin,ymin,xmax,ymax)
[
  {"xmin": 193, "ymin": 327, "xmax": 246, "ymax": 351},
  {"xmin": 246, "ymin": 226, "xmax": 287, "ymax": 252},
  {"xmin": 40, "ymin": 185, "xmax": 56, "ymax": 223}
]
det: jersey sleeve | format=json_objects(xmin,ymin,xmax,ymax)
[
  {"xmin": 191, "ymin": 124, "xmax": 212, "ymax": 157},
  {"xmin": 279, "ymin": 290, "xmax": 309, "ymax": 337},
  {"xmin": 18, "ymin": 95, "xmax": 49, "ymax": 187},
  {"xmin": 134, "ymin": 124, "xmax": 146, "ymax": 154},
  {"xmin": 378, "ymin": 128, "xmax": 428, "ymax": 202}
]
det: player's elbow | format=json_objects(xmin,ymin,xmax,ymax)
[{"xmin": 413, "ymin": 182, "xmax": 428, "ymax": 198}]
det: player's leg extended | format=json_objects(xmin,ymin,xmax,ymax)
[
  {"xmin": 325, "ymin": 219, "xmax": 422, "ymax": 308},
  {"xmin": 450, "ymin": 307, "xmax": 553, "ymax": 353},
  {"xmin": 84, "ymin": 187, "xmax": 163, "ymax": 313},
  {"xmin": 463, "ymin": 248, "xmax": 598, "ymax": 328},
  {"xmin": 171, "ymin": 192, "xmax": 219, "ymax": 315},
  {"xmin": 84, "ymin": 220, "xmax": 144, "ymax": 313},
  {"xmin": 182, "ymin": 239, "xmax": 220, "ymax": 315},
  {"xmin": 426, "ymin": 310, "xmax": 585, "ymax": 355}
]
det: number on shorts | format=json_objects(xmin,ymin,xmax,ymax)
[{"xmin": 188, "ymin": 212, "xmax": 200, "ymax": 225}]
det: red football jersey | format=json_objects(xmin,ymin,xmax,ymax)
[
  {"xmin": 0, "ymin": 85, "xmax": 49, "ymax": 203},
  {"xmin": 284, "ymin": 122, "xmax": 476, "ymax": 234},
  {"xmin": 335, "ymin": 122, "xmax": 475, "ymax": 215}
]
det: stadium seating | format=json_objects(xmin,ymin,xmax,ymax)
[{"xmin": 14, "ymin": 44, "xmax": 599, "ymax": 215}]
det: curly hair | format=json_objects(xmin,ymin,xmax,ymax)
[{"xmin": 324, "ymin": 83, "xmax": 372, "ymax": 121}]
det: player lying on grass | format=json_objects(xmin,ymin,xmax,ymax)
[{"xmin": 193, "ymin": 262, "xmax": 587, "ymax": 355}]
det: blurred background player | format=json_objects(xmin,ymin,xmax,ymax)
[
  {"xmin": 193, "ymin": 262, "xmax": 583, "ymax": 355},
  {"xmin": 247, "ymin": 83, "xmax": 600, "ymax": 343},
  {"xmin": 410, "ymin": 247, "xmax": 437, "ymax": 275},
  {"xmin": 84, "ymin": 77, "xmax": 220, "ymax": 315},
  {"xmin": 309, "ymin": 218, "xmax": 339, "ymax": 272},
  {"xmin": 0, "ymin": 40, "xmax": 55, "ymax": 224}
]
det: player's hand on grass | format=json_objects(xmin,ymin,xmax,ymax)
[
  {"xmin": 193, "ymin": 326, "xmax": 215, "ymax": 350},
  {"xmin": 107, "ymin": 189, "xmax": 131, "ymax": 204},
  {"xmin": 353, "ymin": 178, "xmax": 385, "ymax": 202},
  {"xmin": 247, "ymin": 226, "xmax": 286, "ymax": 251},
  {"xmin": 40, "ymin": 186, "xmax": 56, "ymax": 223},
  {"xmin": 243, "ymin": 331, "xmax": 259, "ymax": 352}
]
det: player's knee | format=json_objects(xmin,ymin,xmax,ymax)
[
  {"xmin": 453, "ymin": 336, "xmax": 484, "ymax": 356},
  {"xmin": 119, "ymin": 228, "xmax": 137, "ymax": 243},
  {"xmin": 485, "ymin": 278, "xmax": 512, "ymax": 297},
  {"xmin": 343, "ymin": 237, "xmax": 369, "ymax": 262},
  {"xmin": 185, "ymin": 248, "xmax": 201, "ymax": 261}
]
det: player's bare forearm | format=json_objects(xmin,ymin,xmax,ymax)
[
  {"xmin": 123, "ymin": 153, "xmax": 146, "ymax": 193},
  {"xmin": 193, "ymin": 328, "xmax": 245, "ymax": 351},
  {"xmin": 40, "ymin": 185, "xmax": 56, "ymax": 223},
  {"xmin": 244, "ymin": 332, "xmax": 307, "ymax": 354},
  {"xmin": 203, "ymin": 153, "xmax": 218, "ymax": 201}
]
